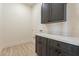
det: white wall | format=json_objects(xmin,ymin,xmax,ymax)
[
  {"xmin": 32, "ymin": 4, "xmax": 48, "ymax": 37},
  {"xmin": 0, "ymin": 3, "xmax": 33, "ymax": 49},
  {"xmin": 32, "ymin": 3, "xmax": 79, "ymax": 37},
  {"xmin": 0, "ymin": 4, "xmax": 3, "ymax": 47}
]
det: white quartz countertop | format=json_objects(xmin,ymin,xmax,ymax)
[{"xmin": 36, "ymin": 32, "xmax": 79, "ymax": 46}]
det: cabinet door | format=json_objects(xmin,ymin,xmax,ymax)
[
  {"xmin": 51, "ymin": 3, "xmax": 66, "ymax": 22},
  {"xmin": 47, "ymin": 39, "xmax": 58, "ymax": 56},
  {"xmin": 35, "ymin": 36, "xmax": 42, "ymax": 56},
  {"xmin": 41, "ymin": 3, "xmax": 51, "ymax": 23},
  {"xmin": 35, "ymin": 36, "xmax": 47, "ymax": 56}
]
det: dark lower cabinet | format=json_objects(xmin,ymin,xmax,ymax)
[
  {"xmin": 36, "ymin": 36, "xmax": 47, "ymax": 56},
  {"xmin": 47, "ymin": 39, "xmax": 58, "ymax": 56},
  {"xmin": 35, "ymin": 35, "xmax": 79, "ymax": 56}
]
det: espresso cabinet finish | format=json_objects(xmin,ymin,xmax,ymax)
[
  {"xmin": 41, "ymin": 3, "xmax": 51, "ymax": 23},
  {"xmin": 41, "ymin": 3, "xmax": 66, "ymax": 24},
  {"xmin": 35, "ymin": 35, "xmax": 79, "ymax": 56},
  {"xmin": 36, "ymin": 36, "xmax": 47, "ymax": 56}
]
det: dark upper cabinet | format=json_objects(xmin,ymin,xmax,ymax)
[
  {"xmin": 41, "ymin": 3, "xmax": 66, "ymax": 24},
  {"xmin": 41, "ymin": 3, "xmax": 51, "ymax": 23}
]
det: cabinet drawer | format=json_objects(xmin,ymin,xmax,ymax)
[
  {"xmin": 58, "ymin": 50, "xmax": 72, "ymax": 56},
  {"xmin": 48, "ymin": 39, "xmax": 75, "ymax": 51},
  {"xmin": 47, "ymin": 45, "xmax": 71, "ymax": 56},
  {"xmin": 54, "ymin": 48, "xmax": 71, "ymax": 56},
  {"xmin": 55, "ymin": 41, "xmax": 79, "ymax": 55},
  {"xmin": 47, "ymin": 39, "xmax": 79, "ymax": 55},
  {"xmin": 56, "ymin": 41, "xmax": 74, "ymax": 51}
]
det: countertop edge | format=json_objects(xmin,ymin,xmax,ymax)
[{"xmin": 35, "ymin": 33, "xmax": 79, "ymax": 46}]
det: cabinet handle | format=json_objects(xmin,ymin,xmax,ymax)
[
  {"xmin": 58, "ymin": 51, "xmax": 61, "ymax": 54},
  {"xmin": 55, "ymin": 49, "xmax": 61, "ymax": 54},
  {"xmin": 55, "ymin": 49, "xmax": 58, "ymax": 52}
]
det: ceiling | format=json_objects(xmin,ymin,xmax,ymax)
[{"xmin": 25, "ymin": 3, "xmax": 37, "ymax": 7}]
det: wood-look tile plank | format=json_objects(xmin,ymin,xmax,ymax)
[{"xmin": 0, "ymin": 42, "xmax": 37, "ymax": 56}]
